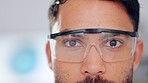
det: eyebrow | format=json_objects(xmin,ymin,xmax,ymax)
[
  {"xmin": 98, "ymin": 33, "xmax": 122, "ymax": 40},
  {"xmin": 70, "ymin": 33, "xmax": 86, "ymax": 39},
  {"xmin": 60, "ymin": 29, "xmax": 72, "ymax": 32},
  {"xmin": 50, "ymin": 28, "xmax": 137, "ymax": 39}
]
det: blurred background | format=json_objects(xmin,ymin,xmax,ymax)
[{"xmin": 0, "ymin": 0, "xmax": 147, "ymax": 83}]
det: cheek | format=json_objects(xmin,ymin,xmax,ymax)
[
  {"xmin": 53, "ymin": 59, "xmax": 134, "ymax": 82},
  {"xmin": 106, "ymin": 60, "xmax": 133, "ymax": 81},
  {"xmin": 53, "ymin": 60, "xmax": 82, "ymax": 82}
]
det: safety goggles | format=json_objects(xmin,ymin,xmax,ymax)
[{"xmin": 48, "ymin": 28, "xmax": 138, "ymax": 62}]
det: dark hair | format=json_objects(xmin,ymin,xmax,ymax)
[{"xmin": 49, "ymin": 0, "xmax": 140, "ymax": 32}]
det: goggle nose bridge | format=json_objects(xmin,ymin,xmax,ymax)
[{"xmin": 83, "ymin": 43, "xmax": 103, "ymax": 61}]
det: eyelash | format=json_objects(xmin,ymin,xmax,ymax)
[
  {"xmin": 61, "ymin": 37, "xmax": 124, "ymax": 49},
  {"xmin": 63, "ymin": 38, "xmax": 82, "ymax": 47},
  {"xmin": 104, "ymin": 38, "xmax": 124, "ymax": 48}
]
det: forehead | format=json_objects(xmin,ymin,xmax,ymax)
[{"xmin": 53, "ymin": 0, "xmax": 133, "ymax": 33}]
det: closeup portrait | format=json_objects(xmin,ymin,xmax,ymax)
[
  {"xmin": 0, "ymin": 0, "xmax": 148, "ymax": 83},
  {"xmin": 46, "ymin": 0, "xmax": 146, "ymax": 83}
]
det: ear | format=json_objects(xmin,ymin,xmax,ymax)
[
  {"xmin": 46, "ymin": 41, "xmax": 53, "ymax": 70},
  {"xmin": 133, "ymin": 40, "xmax": 144, "ymax": 71}
]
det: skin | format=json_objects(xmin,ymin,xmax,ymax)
[{"xmin": 46, "ymin": 0, "xmax": 144, "ymax": 83}]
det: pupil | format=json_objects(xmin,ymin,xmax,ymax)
[
  {"xmin": 110, "ymin": 40, "xmax": 117, "ymax": 47},
  {"xmin": 69, "ymin": 40, "xmax": 76, "ymax": 46}
]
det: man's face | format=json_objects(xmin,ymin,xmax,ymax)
[{"xmin": 47, "ymin": 0, "xmax": 143, "ymax": 83}]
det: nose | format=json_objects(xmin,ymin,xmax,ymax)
[{"xmin": 81, "ymin": 45, "xmax": 106, "ymax": 76}]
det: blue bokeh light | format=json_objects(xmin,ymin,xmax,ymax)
[{"xmin": 10, "ymin": 47, "xmax": 37, "ymax": 74}]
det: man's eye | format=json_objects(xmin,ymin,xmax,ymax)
[
  {"xmin": 64, "ymin": 39, "xmax": 81, "ymax": 47},
  {"xmin": 105, "ymin": 40, "xmax": 122, "ymax": 48}
]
